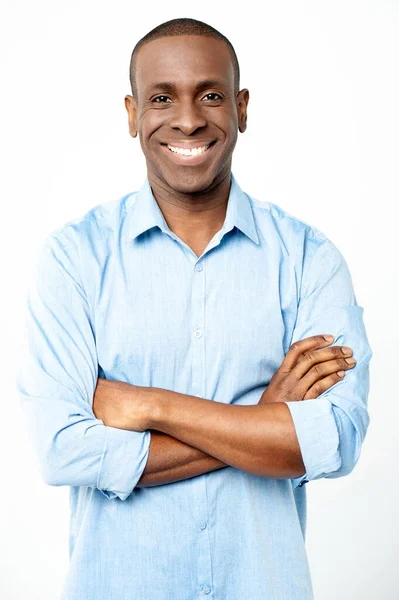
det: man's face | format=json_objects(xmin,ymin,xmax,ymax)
[{"xmin": 125, "ymin": 35, "xmax": 249, "ymax": 195}]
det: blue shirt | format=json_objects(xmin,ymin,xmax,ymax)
[{"xmin": 16, "ymin": 172, "xmax": 372, "ymax": 599}]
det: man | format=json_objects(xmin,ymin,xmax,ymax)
[{"xmin": 16, "ymin": 17, "xmax": 372, "ymax": 600}]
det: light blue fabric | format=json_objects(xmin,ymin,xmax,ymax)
[{"xmin": 16, "ymin": 172, "xmax": 372, "ymax": 599}]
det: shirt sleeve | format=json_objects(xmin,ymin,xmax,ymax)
[
  {"xmin": 15, "ymin": 232, "xmax": 151, "ymax": 501},
  {"xmin": 285, "ymin": 237, "xmax": 373, "ymax": 490}
]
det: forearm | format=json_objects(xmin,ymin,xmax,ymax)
[
  {"xmin": 136, "ymin": 430, "xmax": 229, "ymax": 487},
  {"xmin": 148, "ymin": 388, "xmax": 305, "ymax": 479}
]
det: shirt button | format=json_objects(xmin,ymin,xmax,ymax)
[
  {"xmin": 201, "ymin": 585, "xmax": 211, "ymax": 594},
  {"xmin": 199, "ymin": 521, "xmax": 207, "ymax": 530},
  {"xmin": 195, "ymin": 263, "xmax": 203, "ymax": 271},
  {"xmin": 194, "ymin": 328, "xmax": 202, "ymax": 338}
]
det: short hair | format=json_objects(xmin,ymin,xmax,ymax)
[{"xmin": 129, "ymin": 18, "xmax": 240, "ymax": 99}]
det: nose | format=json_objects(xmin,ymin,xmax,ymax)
[{"xmin": 169, "ymin": 99, "xmax": 207, "ymax": 136}]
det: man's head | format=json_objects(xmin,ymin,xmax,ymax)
[{"xmin": 124, "ymin": 18, "xmax": 249, "ymax": 195}]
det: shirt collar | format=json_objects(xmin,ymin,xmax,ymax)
[{"xmin": 127, "ymin": 172, "xmax": 260, "ymax": 245}]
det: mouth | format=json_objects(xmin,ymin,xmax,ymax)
[{"xmin": 161, "ymin": 140, "xmax": 217, "ymax": 164}]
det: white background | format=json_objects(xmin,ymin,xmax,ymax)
[{"xmin": 1, "ymin": 1, "xmax": 398, "ymax": 598}]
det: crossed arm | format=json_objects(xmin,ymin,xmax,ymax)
[
  {"xmin": 92, "ymin": 330, "xmax": 363, "ymax": 488},
  {"xmin": 92, "ymin": 380, "xmax": 306, "ymax": 487},
  {"xmin": 137, "ymin": 429, "xmax": 230, "ymax": 487}
]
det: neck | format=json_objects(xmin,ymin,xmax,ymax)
[{"xmin": 146, "ymin": 170, "xmax": 232, "ymax": 238}]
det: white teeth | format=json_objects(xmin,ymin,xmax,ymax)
[{"xmin": 167, "ymin": 143, "xmax": 211, "ymax": 156}]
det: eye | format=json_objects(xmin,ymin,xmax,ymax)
[
  {"xmin": 152, "ymin": 95, "xmax": 171, "ymax": 103},
  {"xmin": 203, "ymin": 93, "xmax": 223, "ymax": 101}
]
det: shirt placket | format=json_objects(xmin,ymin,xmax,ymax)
[{"xmin": 191, "ymin": 255, "xmax": 214, "ymax": 597}]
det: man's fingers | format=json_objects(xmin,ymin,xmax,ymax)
[
  {"xmin": 282, "ymin": 335, "xmax": 334, "ymax": 371},
  {"xmin": 293, "ymin": 345, "xmax": 353, "ymax": 379},
  {"xmin": 302, "ymin": 371, "xmax": 347, "ymax": 400},
  {"xmin": 300, "ymin": 357, "xmax": 356, "ymax": 393}
]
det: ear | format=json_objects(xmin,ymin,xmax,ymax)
[
  {"xmin": 237, "ymin": 89, "xmax": 249, "ymax": 133},
  {"xmin": 124, "ymin": 95, "xmax": 138, "ymax": 138}
]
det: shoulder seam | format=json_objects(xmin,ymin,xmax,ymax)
[
  {"xmin": 299, "ymin": 238, "xmax": 331, "ymax": 304},
  {"xmin": 249, "ymin": 197, "xmax": 327, "ymax": 242},
  {"xmin": 43, "ymin": 234, "xmax": 90, "ymax": 308}
]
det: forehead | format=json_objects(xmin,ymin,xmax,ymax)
[{"xmin": 135, "ymin": 35, "xmax": 234, "ymax": 92}]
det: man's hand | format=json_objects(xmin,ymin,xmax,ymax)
[
  {"xmin": 259, "ymin": 335, "xmax": 356, "ymax": 405},
  {"xmin": 92, "ymin": 377, "xmax": 151, "ymax": 431}
]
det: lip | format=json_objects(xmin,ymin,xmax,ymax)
[
  {"xmin": 162, "ymin": 140, "xmax": 216, "ymax": 149},
  {"xmin": 161, "ymin": 140, "xmax": 217, "ymax": 165}
]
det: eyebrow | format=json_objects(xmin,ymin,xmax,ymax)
[{"xmin": 148, "ymin": 79, "xmax": 227, "ymax": 93}]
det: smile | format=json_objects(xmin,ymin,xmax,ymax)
[
  {"xmin": 167, "ymin": 142, "xmax": 213, "ymax": 156},
  {"xmin": 162, "ymin": 140, "xmax": 216, "ymax": 164}
]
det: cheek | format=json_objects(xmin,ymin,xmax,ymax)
[
  {"xmin": 139, "ymin": 114, "xmax": 165, "ymax": 145},
  {"xmin": 219, "ymin": 121, "xmax": 238, "ymax": 152},
  {"xmin": 213, "ymin": 111, "xmax": 238, "ymax": 141}
]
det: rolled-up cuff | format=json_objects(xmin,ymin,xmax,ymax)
[
  {"xmin": 286, "ymin": 398, "xmax": 341, "ymax": 489},
  {"xmin": 97, "ymin": 427, "xmax": 151, "ymax": 500}
]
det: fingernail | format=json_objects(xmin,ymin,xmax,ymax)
[
  {"xmin": 345, "ymin": 357, "xmax": 356, "ymax": 364},
  {"xmin": 323, "ymin": 335, "xmax": 334, "ymax": 341},
  {"xmin": 337, "ymin": 371, "xmax": 345, "ymax": 377}
]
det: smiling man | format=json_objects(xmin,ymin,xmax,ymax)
[{"xmin": 17, "ymin": 18, "xmax": 372, "ymax": 600}]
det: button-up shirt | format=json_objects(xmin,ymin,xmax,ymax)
[{"xmin": 16, "ymin": 172, "xmax": 372, "ymax": 599}]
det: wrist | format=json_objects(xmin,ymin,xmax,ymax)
[{"xmin": 141, "ymin": 386, "xmax": 164, "ymax": 430}]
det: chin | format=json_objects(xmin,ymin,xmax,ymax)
[{"xmin": 163, "ymin": 168, "xmax": 219, "ymax": 195}]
